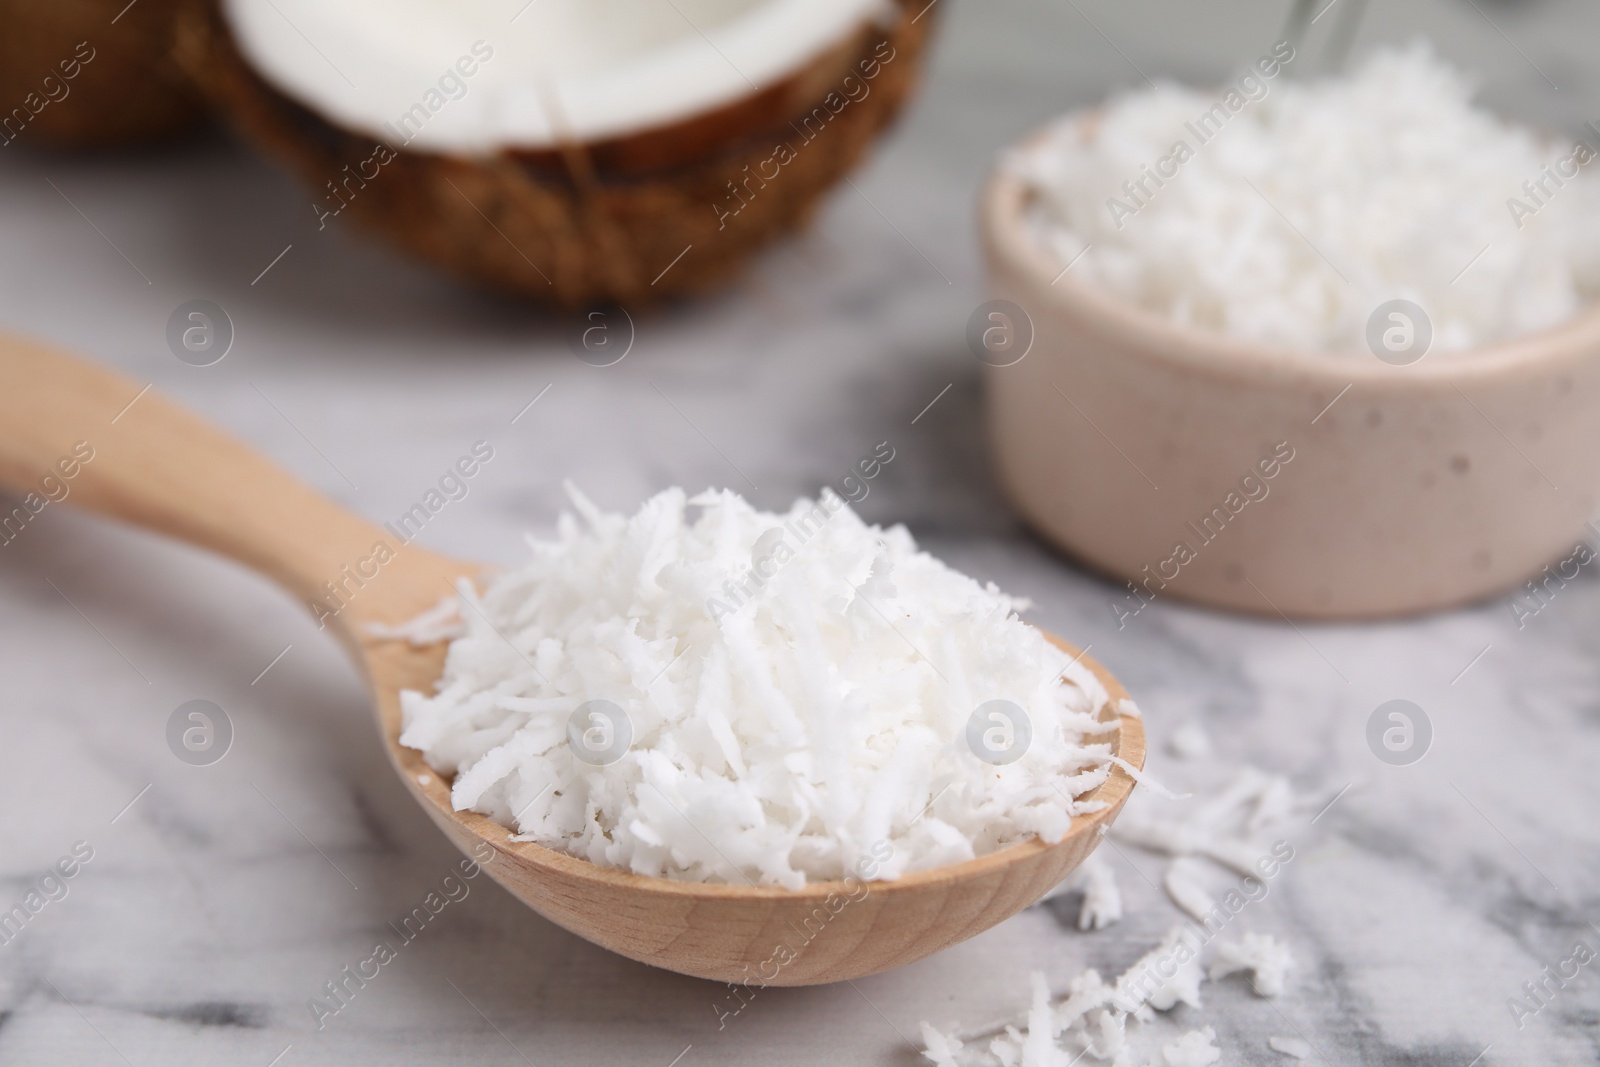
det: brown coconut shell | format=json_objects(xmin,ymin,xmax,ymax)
[
  {"xmin": 174, "ymin": 0, "xmax": 936, "ymax": 307},
  {"xmin": 0, "ymin": 0, "xmax": 205, "ymax": 149}
]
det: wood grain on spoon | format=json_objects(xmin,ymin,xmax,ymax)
[{"xmin": 0, "ymin": 334, "xmax": 1145, "ymax": 985}]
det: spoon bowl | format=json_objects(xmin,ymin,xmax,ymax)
[{"xmin": 0, "ymin": 336, "xmax": 1144, "ymax": 985}]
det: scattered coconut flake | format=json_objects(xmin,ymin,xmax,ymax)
[
  {"xmin": 399, "ymin": 485, "xmax": 1124, "ymax": 886},
  {"xmin": 919, "ymin": 925, "xmax": 1301, "ymax": 1063},
  {"xmin": 1192, "ymin": 768, "xmax": 1280, "ymax": 828},
  {"xmin": 1161, "ymin": 1028, "xmax": 1220, "ymax": 1067},
  {"xmin": 920, "ymin": 1022, "xmax": 966, "ymax": 1067},
  {"xmin": 927, "ymin": 745, "xmax": 1315, "ymax": 1067},
  {"xmin": 1031, "ymin": 852, "xmax": 1122, "ymax": 931},
  {"xmin": 1167, "ymin": 724, "xmax": 1211, "ymax": 760},
  {"xmin": 1248, "ymin": 777, "xmax": 1294, "ymax": 835},
  {"xmin": 1111, "ymin": 817, "xmax": 1204, "ymax": 856},
  {"xmin": 1010, "ymin": 44, "xmax": 1600, "ymax": 354},
  {"xmin": 1113, "ymin": 925, "xmax": 1204, "ymax": 1013},
  {"xmin": 1112, "ymin": 766, "xmax": 1297, "ymax": 878},
  {"xmin": 1268, "ymin": 1035, "xmax": 1313, "ymax": 1059},
  {"xmin": 1209, "ymin": 932, "xmax": 1293, "ymax": 998},
  {"xmin": 1162, "ymin": 857, "xmax": 1216, "ymax": 923},
  {"xmin": 919, "ymin": 927, "xmax": 1208, "ymax": 1066},
  {"xmin": 1117, "ymin": 699, "xmax": 1143, "ymax": 719},
  {"xmin": 1077, "ymin": 853, "xmax": 1123, "ymax": 931},
  {"xmin": 1022, "ymin": 972, "xmax": 1062, "ymax": 1066},
  {"xmin": 1086, "ymin": 1005, "xmax": 1128, "ymax": 1060},
  {"xmin": 1055, "ymin": 966, "xmax": 1117, "ymax": 1033}
]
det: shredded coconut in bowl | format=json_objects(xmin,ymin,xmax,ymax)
[
  {"xmin": 1010, "ymin": 43, "xmax": 1600, "ymax": 355},
  {"xmin": 398, "ymin": 486, "xmax": 1125, "ymax": 888}
]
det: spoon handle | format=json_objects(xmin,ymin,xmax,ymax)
[{"xmin": 0, "ymin": 333, "xmax": 465, "ymax": 633}]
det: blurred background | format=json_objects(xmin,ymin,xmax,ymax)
[{"xmin": 2, "ymin": 1, "xmax": 1598, "ymax": 1064}]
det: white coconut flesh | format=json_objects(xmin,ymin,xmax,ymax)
[{"xmin": 221, "ymin": 0, "xmax": 891, "ymax": 154}]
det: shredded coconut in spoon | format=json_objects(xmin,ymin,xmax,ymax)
[{"xmin": 398, "ymin": 485, "xmax": 1122, "ymax": 887}]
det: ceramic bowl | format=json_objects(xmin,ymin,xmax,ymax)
[{"xmin": 979, "ymin": 147, "xmax": 1600, "ymax": 619}]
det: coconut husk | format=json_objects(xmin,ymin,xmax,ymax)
[
  {"xmin": 0, "ymin": 0, "xmax": 204, "ymax": 149},
  {"xmin": 175, "ymin": 0, "xmax": 936, "ymax": 306}
]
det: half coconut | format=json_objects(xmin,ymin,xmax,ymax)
[{"xmin": 177, "ymin": 0, "xmax": 936, "ymax": 305}]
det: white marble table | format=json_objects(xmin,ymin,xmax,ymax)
[{"xmin": 2, "ymin": 1, "xmax": 1598, "ymax": 1063}]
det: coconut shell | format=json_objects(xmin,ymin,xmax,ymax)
[
  {"xmin": 175, "ymin": 0, "xmax": 936, "ymax": 306},
  {"xmin": 0, "ymin": 0, "xmax": 204, "ymax": 149}
]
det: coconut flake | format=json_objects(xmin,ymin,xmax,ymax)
[
  {"xmin": 1209, "ymin": 932, "xmax": 1293, "ymax": 998},
  {"xmin": 1160, "ymin": 1028, "xmax": 1220, "ymax": 1067},
  {"xmin": 924, "ymin": 745, "xmax": 1312, "ymax": 1067},
  {"xmin": 1032, "ymin": 852, "xmax": 1121, "ymax": 932},
  {"xmin": 920, "ymin": 1022, "xmax": 966, "ymax": 1067},
  {"xmin": 1162, "ymin": 857, "xmax": 1215, "ymax": 923},
  {"xmin": 1113, "ymin": 925, "xmax": 1204, "ymax": 1014},
  {"xmin": 1268, "ymin": 1035, "xmax": 1313, "ymax": 1059},
  {"xmin": 919, "ymin": 928, "xmax": 1211, "ymax": 1066},
  {"xmin": 1111, "ymin": 766, "xmax": 1297, "ymax": 878},
  {"xmin": 1166, "ymin": 724, "xmax": 1211, "ymax": 761},
  {"xmin": 1022, "ymin": 973, "xmax": 1067, "ymax": 1067},
  {"xmin": 366, "ymin": 594, "xmax": 465, "ymax": 645},
  {"xmin": 1076, "ymin": 854, "xmax": 1123, "ymax": 931}
]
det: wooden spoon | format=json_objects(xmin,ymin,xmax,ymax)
[{"xmin": 0, "ymin": 336, "xmax": 1145, "ymax": 986}]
